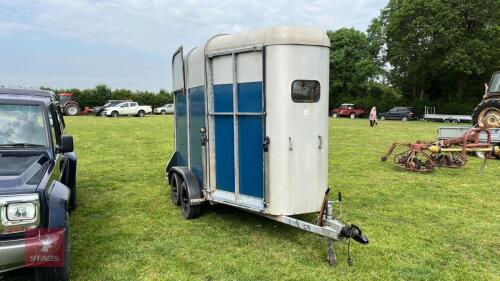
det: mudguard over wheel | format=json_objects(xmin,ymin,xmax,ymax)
[
  {"xmin": 35, "ymin": 212, "xmax": 70, "ymax": 281},
  {"xmin": 180, "ymin": 181, "xmax": 201, "ymax": 219},
  {"xmin": 472, "ymin": 98, "xmax": 500, "ymax": 128},
  {"xmin": 168, "ymin": 167, "xmax": 203, "ymax": 219}
]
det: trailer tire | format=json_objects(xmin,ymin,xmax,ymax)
[
  {"xmin": 170, "ymin": 173, "xmax": 181, "ymax": 206},
  {"xmin": 180, "ymin": 181, "xmax": 201, "ymax": 219}
]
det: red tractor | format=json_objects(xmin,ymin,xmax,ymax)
[
  {"xmin": 472, "ymin": 71, "xmax": 500, "ymax": 128},
  {"xmin": 58, "ymin": 92, "xmax": 81, "ymax": 116}
]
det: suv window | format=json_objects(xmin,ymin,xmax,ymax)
[
  {"xmin": 291, "ymin": 80, "xmax": 320, "ymax": 103},
  {"xmin": 120, "ymin": 103, "xmax": 129, "ymax": 108},
  {"xmin": 130, "ymin": 102, "xmax": 138, "ymax": 107},
  {"xmin": 55, "ymin": 106, "xmax": 66, "ymax": 129},
  {"xmin": 49, "ymin": 104, "xmax": 62, "ymax": 146},
  {"xmin": 0, "ymin": 104, "xmax": 48, "ymax": 147}
]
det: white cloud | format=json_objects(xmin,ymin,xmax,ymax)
[
  {"xmin": 1, "ymin": 0, "xmax": 386, "ymax": 52},
  {"xmin": 0, "ymin": 0, "xmax": 387, "ymax": 90}
]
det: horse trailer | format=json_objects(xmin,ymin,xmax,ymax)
[{"xmin": 166, "ymin": 26, "xmax": 368, "ymax": 265}]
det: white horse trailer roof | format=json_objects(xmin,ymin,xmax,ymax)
[{"xmin": 206, "ymin": 26, "xmax": 331, "ymax": 55}]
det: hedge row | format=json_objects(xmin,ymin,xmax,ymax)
[{"xmin": 43, "ymin": 84, "xmax": 173, "ymax": 109}]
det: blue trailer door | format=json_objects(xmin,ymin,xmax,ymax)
[
  {"xmin": 188, "ymin": 86, "xmax": 206, "ymax": 187},
  {"xmin": 210, "ymin": 52, "xmax": 265, "ymax": 206},
  {"xmin": 175, "ymin": 91, "xmax": 188, "ymax": 166},
  {"xmin": 237, "ymin": 82, "xmax": 264, "ymax": 198}
]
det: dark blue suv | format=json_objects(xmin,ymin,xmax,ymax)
[
  {"xmin": 379, "ymin": 107, "xmax": 418, "ymax": 121},
  {"xmin": 0, "ymin": 88, "xmax": 77, "ymax": 281}
]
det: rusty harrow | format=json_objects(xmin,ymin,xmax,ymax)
[{"xmin": 381, "ymin": 128, "xmax": 500, "ymax": 173}]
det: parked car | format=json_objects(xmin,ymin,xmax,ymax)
[
  {"xmin": 0, "ymin": 88, "xmax": 76, "ymax": 281},
  {"xmin": 154, "ymin": 104, "xmax": 174, "ymax": 115},
  {"xmin": 93, "ymin": 100, "xmax": 129, "ymax": 116},
  {"xmin": 331, "ymin": 103, "xmax": 365, "ymax": 118},
  {"xmin": 379, "ymin": 107, "xmax": 418, "ymax": 121},
  {"xmin": 103, "ymin": 101, "xmax": 152, "ymax": 117}
]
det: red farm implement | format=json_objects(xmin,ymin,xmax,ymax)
[{"xmin": 381, "ymin": 128, "xmax": 500, "ymax": 173}]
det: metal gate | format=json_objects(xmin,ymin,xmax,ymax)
[{"xmin": 207, "ymin": 49, "xmax": 265, "ymax": 210}]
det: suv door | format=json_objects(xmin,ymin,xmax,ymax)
[
  {"xmin": 400, "ymin": 108, "xmax": 410, "ymax": 119},
  {"xmin": 386, "ymin": 108, "xmax": 398, "ymax": 119},
  {"xmin": 120, "ymin": 102, "xmax": 130, "ymax": 115},
  {"xmin": 166, "ymin": 104, "xmax": 174, "ymax": 113},
  {"xmin": 129, "ymin": 102, "xmax": 139, "ymax": 114}
]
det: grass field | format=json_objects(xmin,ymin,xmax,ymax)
[{"xmin": 2, "ymin": 116, "xmax": 499, "ymax": 281}]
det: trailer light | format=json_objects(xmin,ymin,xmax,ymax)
[{"xmin": 7, "ymin": 203, "xmax": 37, "ymax": 221}]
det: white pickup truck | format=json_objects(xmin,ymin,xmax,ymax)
[{"xmin": 103, "ymin": 101, "xmax": 152, "ymax": 117}]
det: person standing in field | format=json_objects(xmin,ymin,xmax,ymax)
[{"xmin": 369, "ymin": 107, "xmax": 377, "ymax": 127}]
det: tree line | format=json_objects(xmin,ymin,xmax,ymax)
[
  {"xmin": 329, "ymin": 0, "xmax": 499, "ymax": 114},
  {"xmin": 42, "ymin": 84, "xmax": 173, "ymax": 109},
  {"xmin": 42, "ymin": 0, "xmax": 499, "ymax": 115}
]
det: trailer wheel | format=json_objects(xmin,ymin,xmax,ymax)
[
  {"xmin": 170, "ymin": 173, "xmax": 181, "ymax": 206},
  {"xmin": 179, "ymin": 181, "xmax": 201, "ymax": 219}
]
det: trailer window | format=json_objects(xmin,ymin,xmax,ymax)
[{"xmin": 291, "ymin": 80, "xmax": 320, "ymax": 103}]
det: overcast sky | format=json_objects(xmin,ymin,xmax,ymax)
[{"xmin": 0, "ymin": 0, "xmax": 388, "ymax": 91}]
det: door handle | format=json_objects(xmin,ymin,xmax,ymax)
[
  {"xmin": 289, "ymin": 136, "xmax": 293, "ymax": 150},
  {"xmin": 318, "ymin": 135, "xmax": 323, "ymax": 149}
]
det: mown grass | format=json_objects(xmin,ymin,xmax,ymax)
[{"xmin": 2, "ymin": 116, "xmax": 499, "ymax": 281}]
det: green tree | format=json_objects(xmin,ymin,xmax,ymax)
[
  {"xmin": 327, "ymin": 28, "xmax": 379, "ymax": 107},
  {"xmin": 369, "ymin": 0, "xmax": 500, "ymax": 113}
]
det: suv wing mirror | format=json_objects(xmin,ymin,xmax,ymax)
[{"xmin": 59, "ymin": 135, "xmax": 74, "ymax": 153}]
